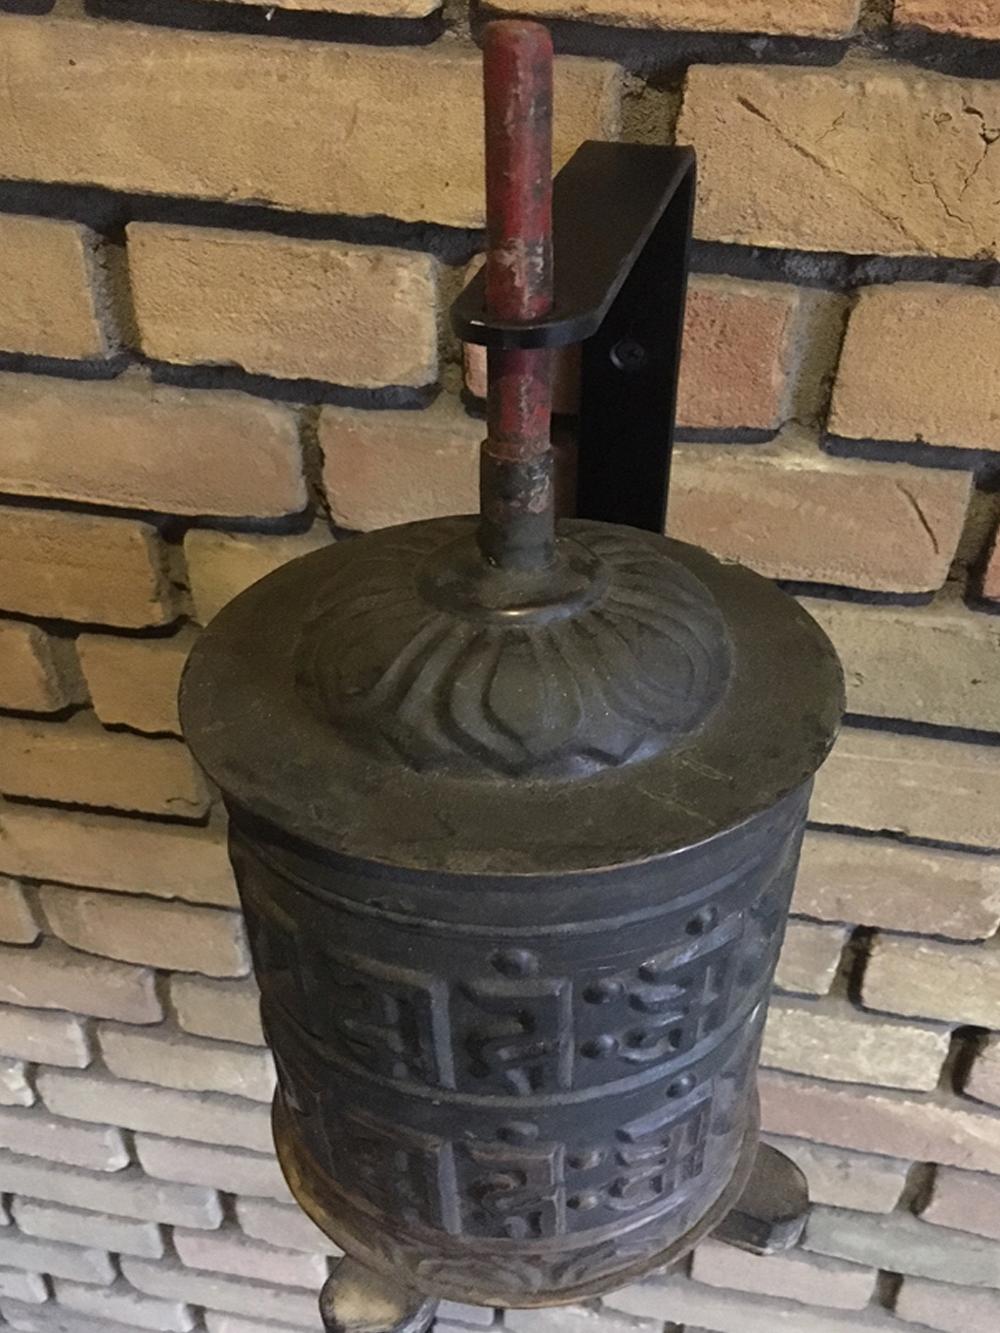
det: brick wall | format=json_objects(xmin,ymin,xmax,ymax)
[{"xmin": 0, "ymin": 3, "xmax": 999, "ymax": 1333}]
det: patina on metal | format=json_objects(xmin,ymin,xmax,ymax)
[{"xmin": 180, "ymin": 19, "xmax": 843, "ymax": 1330}]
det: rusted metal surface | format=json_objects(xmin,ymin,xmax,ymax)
[{"xmin": 480, "ymin": 21, "xmax": 555, "ymax": 570}]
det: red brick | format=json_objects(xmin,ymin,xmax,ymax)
[
  {"xmin": 0, "ymin": 803, "xmax": 236, "ymax": 908},
  {"xmin": 0, "ymin": 374, "xmax": 306, "ymax": 517},
  {"xmin": 760, "ymin": 1070, "xmax": 1000, "ymax": 1174},
  {"xmin": 794, "ymin": 830, "xmax": 1000, "ymax": 941},
  {"xmin": 669, "ymin": 435, "xmax": 970, "ymax": 593},
  {"xmin": 184, "ymin": 525, "xmax": 333, "ymax": 627},
  {"xmin": 0, "ymin": 18, "xmax": 619, "ymax": 227},
  {"xmin": 485, "ymin": 0, "xmax": 860, "ymax": 34},
  {"xmin": 0, "ymin": 717, "xmax": 210, "ymax": 820},
  {"xmin": 77, "ymin": 629, "xmax": 193, "ymax": 736},
  {"xmin": 40, "ymin": 886, "xmax": 250, "ymax": 977},
  {"xmin": 677, "ymin": 63, "xmax": 1000, "ymax": 259},
  {"xmin": 0, "ymin": 507, "xmax": 179, "ymax": 628},
  {"xmin": 128, "ymin": 225, "xmax": 440, "ymax": 388},
  {"xmin": 830, "ymin": 286, "xmax": 1000, "ymax": 452},
  {"xmin": 0, "ymin": 622, "xmax": 86, "ymax": 715},
  {"xmin": 811, "ymin": 726, "xmax": 1000, "ymax": 850},
  {"xmin": 895, "ymin": 1, "xmax": 1000, "ymax": 39},
  {"xmin": 0, "ymin": 215, "xmax": 106, "ymax": 360}
]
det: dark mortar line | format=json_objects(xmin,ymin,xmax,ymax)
[
  {"xmin": 842, "ymin": 712, "xmax": 1000, "ymax": 750},
  {"xmin": 0, "ymin": 349, "xmax": 131, "ymax": 382},
  {"xmin": 775, "ymin": 579, "xmax": 934, "ymax": 607},
  {"xmin": 691, "ymin": 240, "xmax": 1000, "ymax": 293},
  {"xmin": 806, "ymin": 820, "xmax": 1000, "ymax": 858},
  {"xmin": 0, "ymin": 0, "xmax": 54, "ymax": 13},
  {"xmin": 148, "ymin": 359, "xmax": 441, "ymax": 408},
  {"xmin": 0, "ymin": 791, "xmax": 214, "ymax": 828},
  {"xmin": 824, "ymin": 434, "xmax": 1000, "ymax": 485},
  {"xmin": 892, "ymin": 26, "xmax": 1000, "ymax": 80},
  {"xmin": 84, "ymin": 0, "xmax": 445, "ymax": 45},
  {"xmin": 0, "ymin": 489, "xmax": 322, "ymax": 537},
  {"xmin": 0, "ymin": 608, "xmax": 191, "ymax": 640},
  {"xmin": 0, "ymin": 180, "xmax": 484, "ymax": 267}
]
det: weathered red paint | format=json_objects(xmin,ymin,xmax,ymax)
[{"xmin": 483, "ymin": 20, "xmax": 554, "ymax": 467}]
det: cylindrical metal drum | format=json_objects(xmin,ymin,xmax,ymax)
[{"xmin": 179, "ymin": 514, "xmax": 842, "ymax": 1308}]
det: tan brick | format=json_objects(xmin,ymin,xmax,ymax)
[
  {"xmin": 984, "ymin": 526, "xmax": 1000, "ymax": 602},
  {"xmin": 0, "ymin": 507, "xmax": 178, "ymax": 628},
  {"xmin": 77, "ymin": 629, "xmax": 193, "ymax": 736},
  {"xmin": 0, "ymin": 1059, "xmax": 32, "ymax": 1107},
  {"xmin": 0, "ymin": 1298, "xmax": 144, "ymax": 1333},
  {"xmin": 922, "ymin": 1167, "xmax": 1000, "ymax": 1241},
  {"xmin": 506, "ymin": 1308, "xmax": 654, "ymax": 1333},
  {"xmin": 485, "ymin": 0, "xmax": 860, "ymax": 34},
  {"xmin": 0, "ymin": 623, "xmax": 86, "ymax": 715},
  {"xmin": 795, "ymin": 830, "xmax": 1000, "ymax": 941},
  {"xmin": 0, "ymin": 1059, "xmax": 33, "ymax": 1109},
  {"xmin": 0, "ymin": 880, "xmax": 39, "ymax": 946},
  {"xmin": 762, "ymin": 1134, "xmax": 909, "ymax": 1213},
  {"xmin": 170, "ymin": 976, "xmax": 264, "ymax": 1047},
  {"xmin": 831, "ymin": 285, "xmax": 1000, "ymax": 451},
  {"xmin": 174, "ymin": 1227, "xmax": 327, "ymax": 1289},
  {"xmin": 0, "ymin": 804, "xmax": 236, "ymax": 908},
  {"xmin": 774, "ymin": 921, "xmax": 848, "ymax": 996},
  {"xmin": 0, "ymin": 1150, "xmax": 222, "ymax": 1228},
  {"xmin": 0, "ymin": 1105, "xmax": 126, "ymax": 1172},
  {"xmin": 122, "ymin": 1257, "xmax": 321, "ymax": 1326},
  {"xmin": 0, "ymin": 717, "xmax": 210, "ymax": 820},
  {"xmin": 0, "ymin": 1007, "xmax": 91, "ymax": 1070},
  {"xmin": 802, "ymin": 591, "xmax": 1000, "ymax": 733},
  {"xmin": 204, "ymin": 1317, "xmax": 315, "ymax": 1333},
  {"xmin": 0, "ymin": 1233, "xmax": 113, "ymax": 1285},
  {"xmin": 760, "ymin": 1070, "xmax": 1000, "ymax": 1174},
  {"xmin": 0, "ymin": 215, "xmax": 105, "ymax": 360},
  {"xmin": 99, "ymin": 1026, "xmax": 274, "ymax": 1103},
  {"xmin": 966, "ymin": 1035, "xmax": 1000, "ymax": 1108},
  {"xmin": 0, "ymin": 939, "xmax": 161, "ymax": 1025},
  {"xmin": 55, "ymin": 1280, "xmax": 194, "ymax": 1333},
  {"xmin": 670, "ymin": 435, "xmax": 970, "ymax": 593},
  {"xmin": 863, "ymin": 934, "xmax": 1000, "ymax": 1029},
  {"xmin": 235, "ymin": 1199, "xmax": 340, "ymax": 1254},
  {"xmin": 136, "ymin": 1135, "xmax": 289, "ymax": 1201},
  {"xmin": 184, "ymin": 525, "xmax": 333, "ymax": 627},
  {"xmin": 129, "ymin": 225, "xmax": 439, "ymax": 388},
  {"xmin": 605, "ymin": 1274, "xmax": 901, "ymax": 1331},
  {"xmin": 0, "ymin": 1271, "xmax": 47, "ymax": 1304},
  {"xmin": 39, "ymin": 1071, "xmax": 271, "ymax": 1153},
  {"xmin": 805, "ymin": 1204, "xmax": 1000, "ymax": 1288},
  {"xmin": 690, "ymin": 1237, "xmax": 875, "ymax": 1309},
  {"xmin": 811, "ymin": 726, "xmax": 1000, "ymax": 849},
  {"xmin": 0, "ymin": 374, "xmax": 306, "ymax": 517},
  {"xmin": 677, "ymin": 62, "xmax": 1000, "ymax": 259},
  {"xmin": 0, "ymin": 18, "xmax": 618, "ymax": 227},
  {"xmin": 321, "ymin": 396, "xmax": 480, "ymax": 531},
  {"xmin": 14, "ymin": 1200, "xmax": 163, "ymax": 1259},
  {"xmin": 895, "ymin": 0, "xmax": 1000, "ymax": 39},
  {"xmin": 896, "ymin": 1276, "xmax": 1000, "ymax": 1333},
  {"xmin": 762, "ymin": 998, "xmax": 948, "ymax": 1091},
  {"xmin": 40, "ymin": 886, "xmax": 249, "ymax": 977}
]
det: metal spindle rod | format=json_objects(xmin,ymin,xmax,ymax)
[{"xmin": 479, "ymin": 19, "xmax": 556, "ymax": 571}]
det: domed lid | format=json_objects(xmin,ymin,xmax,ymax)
[{"xmin": 180, "ymin": 515, "xmax": 842, "ymax": 876}]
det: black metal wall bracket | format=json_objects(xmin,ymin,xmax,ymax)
[{"xmin": 451, "ymin": 141, "xmax": 696, "ymax": 535}]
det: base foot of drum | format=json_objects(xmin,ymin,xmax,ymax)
[
  {"xmin": 320, "ymin": 1257, "xmax": 438, "ymax": 1333},
  {"xmin": 710, "ymin": 1142, "xmax": 809, "ymax": 1256}
]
